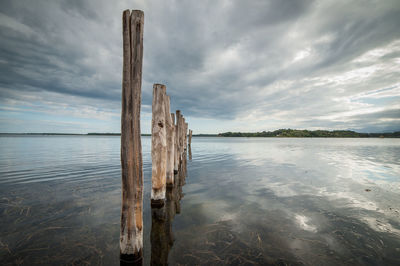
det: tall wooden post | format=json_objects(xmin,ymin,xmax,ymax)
[
  {"xmin": 188, "ymin": 143, "xmax": 192, "ymax": 161},
  {"xmin": 180, "ymin": 117, "xmax": 185, "ymax": 155},
  {"xmin": 171, "ymin": 113, "xmax": 175, "ymax": 131},
  {"xmin": 171, "ymin": 113, "xmax": 178, "ymax": 174},
  {"xmin": 165, "ymin": 96, "xmax": 175, "ymax": 187},
  {"xmin": 151, "ymin": 84, "xmax": 167, "ymax": 206},
  {"xmin": 184, "ymin": 122, "xmax": 188, "ymax": 150},
  {"xmin": 175, "ymin": 110, "xmax": 181, "ymax": 169},
  {"xmin": 188, "ymin": 129, "xmax": 192, "ymax": 146},
  {"xmin": 120, "ymin": 9, "xmax": 144, "ymax": 262}
]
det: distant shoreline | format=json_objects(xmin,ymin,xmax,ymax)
[
  {"xmin": 218, "ymin": 129, "xmax": 400, "ymax": 138},
  {"xmin": 0, "ymin": 129, "xmax": 399, "ymax": 138},
  {"xmin": 0, "ymin": 133, "xmax": 150, "ymax": 136}
]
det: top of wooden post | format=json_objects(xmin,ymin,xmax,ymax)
[
  {"xmin": 122, "ymin": 10, "xmax": 144, "ymax": 25},
  {"xmin": 153, "ymin": 84, "xmax": 166, "ymax": 95},
  {"xmin": 123, "ymin": 9, "xmax": 144, "ymax": 15}
]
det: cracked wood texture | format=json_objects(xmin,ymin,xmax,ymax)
[
  {"xmin": 120, "ymin": 9, "xmax": 144, "ymax": 259},
  {"xmin": 151, "ymin": 84, "xmax": 167, "ymax": 202}
]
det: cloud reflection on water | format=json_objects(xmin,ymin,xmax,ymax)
[
  {"xmin": 1, "ymin": 136, "xmax": 400, "ymax": 265},
  {"xmin": 177, "ymin": 137, "xmax": 400, "ymax": 264}
]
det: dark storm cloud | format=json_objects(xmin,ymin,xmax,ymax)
[
  {"xmin": 0, "ymin": 0, "xmax": 399, "ymax": 133},
  {"xmin": 0, "ymin": 0, "xmax": 119, "ymax": 102}
]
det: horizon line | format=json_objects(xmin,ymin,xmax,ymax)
[{"xmin": 1, "ymin": 128, "xmax": 400, "ymax": 135}]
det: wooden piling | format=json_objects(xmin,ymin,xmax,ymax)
[
  {"xmin": 171, "ymin": 113, "xmax": 175, "ymax": 131},
  {"xmin": 189, "ymin": 129, "xmax": 192, "ymax": 146},
  {"xmin": 172, "ymin": 113, "xmax": 178, "ymax": 174},
  {"xmin": 165, "ymin": 96, "xmax": 175, "ymax": 187},
  {"xmin": 120, "ymin": 9, "xmax": 144, "ymax": 261},
  {"xmin": 184, "ymin": 122, "xmax": 188, "ymax": 150},
  {"xmin": 180, "ymin": 117, "xmax": 185, "ymax": 155},
  {"xmin": 151, "ymin": 84, "xmax": 167, "ymax": 206},
  {"xmin": 175, "ymin": 110, "xmax": 182, "ymax": 167}
]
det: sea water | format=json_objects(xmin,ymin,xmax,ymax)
[{"xmin": 0, "ymin": 136, "xmax": 399, "ymax": 265}]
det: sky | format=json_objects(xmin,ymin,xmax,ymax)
[{"xmin": 0, "ymin": 0, "xmax": 399, "ymax": 134}]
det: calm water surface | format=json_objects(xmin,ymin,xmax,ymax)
[{"xmin": 0, "ymin": 136, "xmax": 400, "ymax": 265}]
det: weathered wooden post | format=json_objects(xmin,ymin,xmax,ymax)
[
  {"xmin": 120, "ymin": 9, "xmax": 144, "ymax": 262},
  {"xmin": 180, "ymin": 117, "xmax": 185, "ymax": 155},
  {"xmin": 151, "ymin": 84, "xmax": 167, "ymax": 206},
  {"xmin": 188, "ymin": 143, "xmax": 192, "ymax": 161},
  {"xmin": 171, "ymin": 113, "xmax": 178, "ymax": 174},
  {"xmin": 188, "ymin": 129, "xmax": 192, "ymax": 161},
  {"xmin": 165, "ymin": 95, "xmax": 175, "ymax": 187},
  {"xmin": 184, "ymin": 122, "xmax": 188, "ymax": 150},
  {"xmin": 171, "ymin": 113, "xmax": 175, "ymax": 133},
  {"xmin": 181, "ymin": 120, "xmax": 186, "ymax": 151},
  {"xmin": 175, "ymin": 110, "xmax": 181, "ymax": 168}
]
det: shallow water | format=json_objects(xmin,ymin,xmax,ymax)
[{"xmin": 0, "ymin": 136, "xmax": 400, "ymax": 265}]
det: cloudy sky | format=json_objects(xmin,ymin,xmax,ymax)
[{"xmin": 0, "ymin": 0, "xmax": 399, "ymax": 134}]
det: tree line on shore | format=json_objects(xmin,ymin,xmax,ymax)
[{"xmin": 218, "ymin": 129, "xmax": 400, "ymax": 138}]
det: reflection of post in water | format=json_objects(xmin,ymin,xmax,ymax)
[
  {"xmin": 177, "ymin": 151, "xmax": 186, "ymax": 214},
  {"xmin": 179, "ymin": 151, "xmax": 187, "ymax": 187},
  {"xmin": 150, "ymin": 153, "xmax": 187, "ymax": 265},
  {"xmin": 120, "ymin": 254, "xmax": 143, "ymax": 266},
  {"xmin": 150, "ymin": 205, "xmax": 168, "ymax": 266}
]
